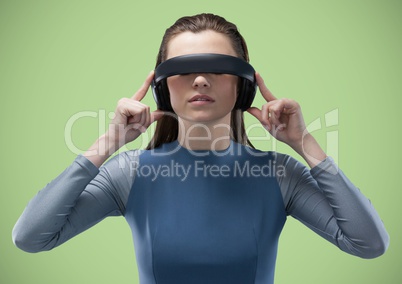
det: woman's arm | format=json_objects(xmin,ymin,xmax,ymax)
[
  {"xmin": 282, "ymin": 125, "xmax": 389, "ymax": 258},
  {"xmin": 12, "ymin": 72, "xmax": 159, "ymax": 253},
  {"xmin": 276, "ymin": 153, "xmax": 389, "ymax": 258},
  {"xmin": 83, "ymin": 71, "xmax": 164, "ymax": 168},
  {"xmin": 12, "ymin": 151, "xmax": 138, "ymax": 253},
  {"xmin": 248, "ymin": 72, "xmax": 389, "ymax": 258}
]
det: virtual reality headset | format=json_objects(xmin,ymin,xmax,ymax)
[{"xmin": 152, "ymin": 53, "xmax": 257, "ymax": 112}]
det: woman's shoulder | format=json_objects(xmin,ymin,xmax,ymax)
[
  {"xmin": 237, "ymin": 144, "xmax": 310, "ymax": 175},
  {"xmin": 97, "ymin": 149, "xmax": 144, "ymax": 181}
]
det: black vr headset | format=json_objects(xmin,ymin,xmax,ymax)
[{"xmin": 152, "ymin": 53, "xmax": 257, "ymax": 112}]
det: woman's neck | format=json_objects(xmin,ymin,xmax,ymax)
[{"xmin": 177, "ymin": 117, "xmax": 231, "ymax": 151}]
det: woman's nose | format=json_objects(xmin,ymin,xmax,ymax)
[{"xmin": 192, "ymin": 74, "xmax": 211, "ymax": 88}]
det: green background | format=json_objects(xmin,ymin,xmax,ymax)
[{"xmin": 1, "ymin": 0, "xmax": 401, "ymax": 283}]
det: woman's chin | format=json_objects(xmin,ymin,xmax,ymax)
[{"xmin": 178, "ymin": 111, "xmax": 232, "ymax": 126}]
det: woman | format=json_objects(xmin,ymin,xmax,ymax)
[{"xmin": 13, "ymin": 13, "xmax": 389, "ymax": 284}]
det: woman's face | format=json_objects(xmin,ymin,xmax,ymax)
[{"xmin": 166, "ymin": 30, "xmax": 239, "ymax": 125}]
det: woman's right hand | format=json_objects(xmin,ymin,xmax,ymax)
[
  {"xmin": 106, "ymin": 71, "xmax": 165, "ymax": 149},
  {"xmin": 84, "ymin": 71, "xmax": 164, "ymax": 167}
]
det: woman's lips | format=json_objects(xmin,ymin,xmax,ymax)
[{"xmin": 188, "ymin": 94, "xmax": 215, "ymax": 105}]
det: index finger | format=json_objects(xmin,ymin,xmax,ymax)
[
  {"xmin": 132, "ymin": 70, "xmax": 155, "ymax": 101},
  {"xmin": 255, "ymin": 72, "xmax": 277, "ymax": 102}
]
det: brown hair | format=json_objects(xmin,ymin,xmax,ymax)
[{"xmin": 146, "ymin": 13, "xmax": 254, "ymax": 149}]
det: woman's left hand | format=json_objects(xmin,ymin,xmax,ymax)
[{"xmin": 247, "ymin": 72, "xmax": 307, "ymax": 151}]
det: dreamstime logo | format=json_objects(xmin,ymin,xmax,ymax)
[{"xmin": 63, "ymin": 108, "xmax": 340, "ymax": 173}]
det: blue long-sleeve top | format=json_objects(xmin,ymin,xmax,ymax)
[{"xmin": 12, "ymin": 140, "xmax": 389, "ymax": 284}]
